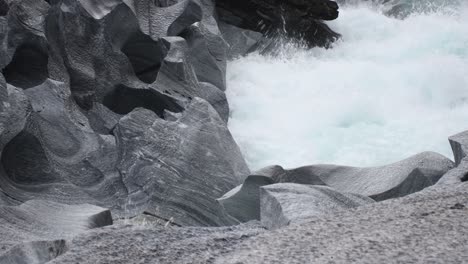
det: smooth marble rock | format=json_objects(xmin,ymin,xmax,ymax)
[
  {"xmin": 448, "ymin": 130, "xmax": 468, "ymax": 166},
  {"xmin": 280, "ymin": 152, "xmax": 454, "ymax": 201},
  {"xmin": 260, "ymin": 183, "xmax": 374, "ymax": 229},
  {"xmin": 218, "ymin": 175, "xmax": 274, "ymax": 222},
  {"xmin": 114, "ymin": 97, "xmax": 250, "ymax": 226}
]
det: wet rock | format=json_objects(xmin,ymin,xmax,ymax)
[{"xmin": 260, "ymin": 183, "xmax": 374, "ymax": 229}]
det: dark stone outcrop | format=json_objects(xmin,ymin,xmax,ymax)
[{"xmin": 215, "ymin": 0, "xmax": 341, "ymax": 47}]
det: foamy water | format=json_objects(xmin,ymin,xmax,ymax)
[{"xmin": 226, "ymin": 1, "xmax": 468, "ymax": 170}]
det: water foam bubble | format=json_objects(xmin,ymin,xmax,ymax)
[{"xmin": 227, "ymin": 2, "xmax": 468, "ymax": 170}]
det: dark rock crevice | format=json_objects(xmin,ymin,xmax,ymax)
[
  {"xmin": 0, "ymin": 0, "xmax": 8, "ymax": 16},
  {"xmin": 121, "ymin": 31, "xmax": 164, "ymax": 84},
  {"xmin": 102, "ymin": 84, "xmax": 183, "ymax": 117},
  {"xmin": 1, "ymin": 131, "xmax": 59, "ymax": 185},
  {"xmin": 2, "ymin": 41, "xmax": 49, "ymax": 89}
]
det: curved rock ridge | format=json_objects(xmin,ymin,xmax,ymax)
[
  {"xmin": 260, "ymin": 183, "xmax": 374, "ymax": 229},
  {"xmin": 0, "ymin": 200, "xmax": 112, "ymax": 262},
  {"xmin": 270, "ymin": 152, "xmax": 454, "ymax": 201},
  {"xmin": 218, "ymin": 152, "xmax": 454, "ymax": 223}
]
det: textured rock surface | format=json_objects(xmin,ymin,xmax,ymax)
[
  {"xmin": 36, "ymin": 181, "xmax": 468, "ymax": 264},
  {"xmin": 114, "ymin": 98, "xmax": 249, "ymax": 226},
  {"xmin": 260, "ymin": 183, "xmax": 374, "ymax": 229},
  {"xmin": 0, "ymin": 200, "xmax": 112, "ymax": 262}
]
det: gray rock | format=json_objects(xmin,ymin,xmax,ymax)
[
  {"xmin": 218, "ymin": 175, "xmax": 274, "ymax": 222},
  {"xmin": 114, "ymin": 97, "xmax": 249, "ymax": 226},
  {"xmin": 437, "ymin": 157, "xmax": 468, "ymax": 185},
  {"xmin": 49, "ymin": 222, "xmax": 264, "ymax": 264},
  {"xmin": 36, "ymin": 182, "xmax": 468, "ymax": 264},
  {"xmin": 448, "ymin": 130, "xmax": 468, "ymax": 165},
  {"xmin": 218, "ymin": 21, "xmax": 263, "ymax": 59},
  {"xmin": 0, "ymin": 0, "xmax": 244, "ymax": 229},
  {"xmin": 219, "ymin": 152, "xmax": 453, "ymax": 223},
  {"xmin": 280, "ymin": 152, "xmax": 454, "ymax": 201},
  {"xmin": 260, "ymin": 183, "xmax": 374, "ymax": 229},
  {"xmin": 0, "ymin": 240, "xmax": 68, "ymax": 264},
  {"xmin": 0, "ymin": 200, "xmax": 112, "ymax": 259}
]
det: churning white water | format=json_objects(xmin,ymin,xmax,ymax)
[{"xmin": 227, "ymin": 1, "xmax": 468, "ymax": 170}]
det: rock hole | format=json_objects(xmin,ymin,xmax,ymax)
[
  {"xmin": 103, "ymin": 84, "xmax": 183, "ymax": 117},
  {"xmin": 1, "ymin": 131, "xmax": 59, "ymax": 185},
  {"xmin": 2, "ymin": 41, "xmax": 49, "ymax": 89},
  {"xmin": 121, "ymin": 32, "xmax": 164, "ymax": 84},
  {"xmin": 0, "ymin": 0, "xmax": 8, "ymax": 16},
  {"xmin": 461, "ymin": 171, "xmax": 468, "ymax": 182}
]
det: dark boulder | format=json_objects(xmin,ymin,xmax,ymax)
[{"xmin": 215, "ymin": 0, "xmax": 341, "ymax": 47}]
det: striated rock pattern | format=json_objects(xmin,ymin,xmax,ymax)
[{"xmin": 260, "ymin": 183, "xmax": 374, "ymax": 229}]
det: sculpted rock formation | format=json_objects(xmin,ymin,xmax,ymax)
[
  {"xmin": 0, "ymin": 0, "xmax": 466, "ymax": 263},
  {"xmin": 0, "ymin": 0, "xmax": 248, "ymax": 230},
  {"xmin": 260, "ymin": 183, "xmax": 374, "ymax": 229}
]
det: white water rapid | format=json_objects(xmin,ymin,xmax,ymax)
[{"xmin": 226, "ymin": 1, "xmax": 468, "ymax": 170}]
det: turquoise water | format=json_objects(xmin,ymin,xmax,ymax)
[{"xmin": 226, "ymin": 1, "xmax": 468, "ymax": 170}]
